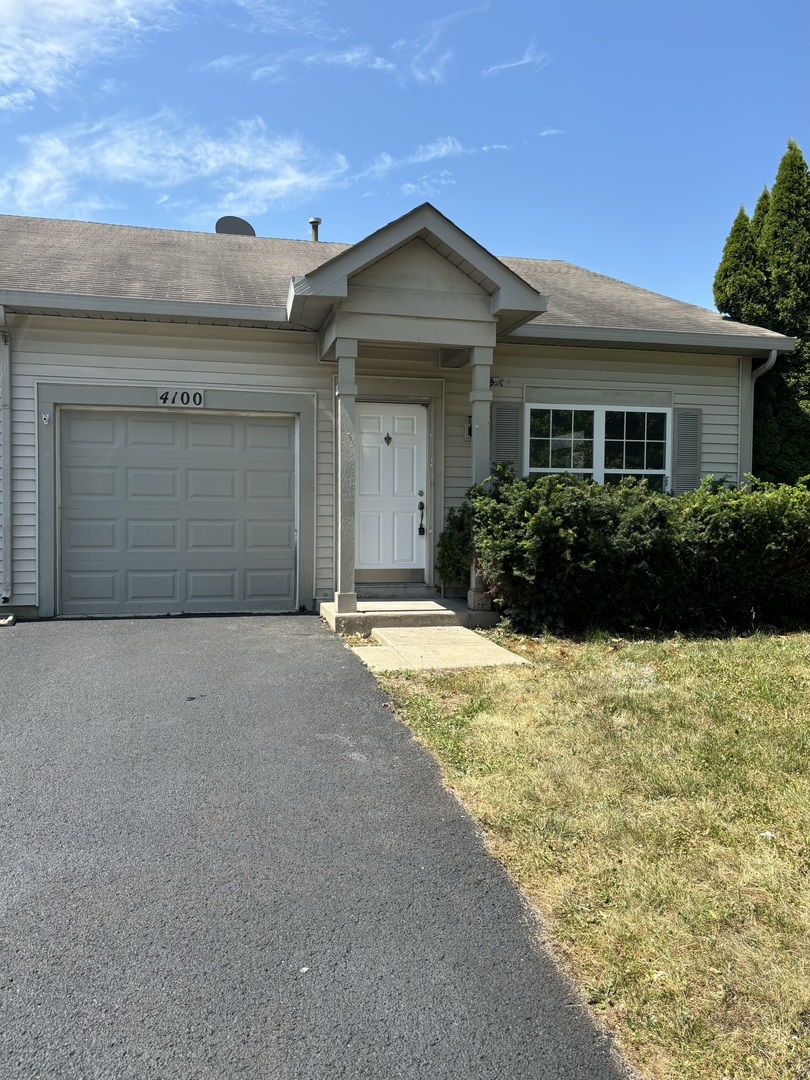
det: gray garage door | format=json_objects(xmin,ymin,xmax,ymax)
[{"xmin": 59, "ymin": 409, "xmax": 297, "ymax": 616}]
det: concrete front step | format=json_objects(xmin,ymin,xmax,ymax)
[{"xmin": 317, "ymin": 598, "xmax": 499, "ymax": 635}]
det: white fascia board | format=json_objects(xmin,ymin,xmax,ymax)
[
  {"xmin": 289, "ymin": 273, "xmax": 348, "ymax": 304},
  {"xmin": 0, "ymin": 289, "xmax": 289, "ymax": 324},
  {"xmin": 511, "ymin": 322, "xmax": 796, "ymax": 354}
]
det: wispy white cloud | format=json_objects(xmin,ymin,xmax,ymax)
[
  {"xmin": 309, "ymin": 47, "xmax": 396, "ymax": 73},
  {"xmin": 229, "ymin": 0, "xmax": 340, "ymax": 39},
  {"xmin": 0, "ymin": 108, "xmax": 507, "ymax": 222},
  {"xmin": 356, "ymin": 136, "xmax": 469, "ymax": 183},
  {"xmin": 0, "ymin": 113, "xmax": 348, "ymax": 220},
  {"xmin": 394, "ymin": 4, "xmax": 488, "ymax": 86},
  {"xmin": 0, "ymin": 89, "xmax": 36, "ymax": 112},
  {"xmin": 95, "ymin": 79, "xmax": 124, "ymax": 99},
  {"xmin": 482, "ymin": 41, "xmax": 550, "ymax": 77},
  {"xmin": 222, "ymin": 44, "xmax": 397, "ymax": 82},
  {"xmin": 410, "ymin": 136, "xmax": 466, "ymax": 163},
  {"xmin": 202, "ymin": 53, "xmax": 255, "ymax": 74},
  {"xmin": 0, "ymin": 0, "xmax": 174, "ymax": 105},
  {"xmin": 539, "ymin": 128, "xmax": 564, "ymax": 137},
  {"xmin": 401, "ymin": 170, "xmax": 456, "ymax": 198}
]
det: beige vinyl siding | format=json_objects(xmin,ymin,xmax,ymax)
[
  {"xmin": 10, "ymin": 377, "xmax": 37, "ymax": 601},
  {"xmin": 492, "ymin": 344, "xmax": 741, "ymax": 483},
  {"xmin": 344, "ymin": 239, "xmax": 497, "ymax": 350},
  {"xmin": 444, "ymin": 376, "xmax": 475, "ymax": 506},
  {"xmin": 7, "ymin": 316, "xmax": 332, "ymax": 608}
]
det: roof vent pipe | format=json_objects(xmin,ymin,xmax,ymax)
[{"xmin": 309, "ymin": 217, "xmax": 322, "ymax": 242}]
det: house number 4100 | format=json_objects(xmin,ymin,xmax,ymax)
[{"xmin": 158, "ymin": 389, "xmax": 205, "ymax": 407}]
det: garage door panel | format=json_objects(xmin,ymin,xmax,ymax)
[
  {"xmin": 127, "ymin": 520, "xmax": 179, "ymax": 551},
  {"xmin": 187, "ymin": 570, "xmax": 238, "ymax": 601},
  {"xmin": 63, "ymin": 518, "xmax": 119, "ymax": 551},
  {"xmin": 246, "ymin": 420, "xmax": 293, "ymax": 450},
  {"xmin": 245, "ymin": 570, "xmax": 294, "ymax": 600},
  {"xmin": 127, "ymin": 571, "xmax": 179, "ymax": 602},
  {"xmin": 65, "ymin": 466, "xmax": 118, "ymax": 498},
  {"xmin": 126, "ymin": 417, "xmax": 180, "ymax": 448},
  {"xmin": 187, "ymin": 469, "xmax": 237, "ymax": 500},
  {"xmin": 64, "ymin": 415, "xmax": 119, "ymax": 447},
  {"xmin": 186, "ymin": 520, "xmax": 238, "ymax": 551},
  {"xmin": 245, "ymin": 521, "xmax": 294, "ymax": 551},
  {"xmin": 63, "ymin": 571, "xmax": 118, "ymax": 603},
  {"xmin": 126, "ymin": 468, "xmax": 178, "ymax": 499},
  {"xmin": 186, "ymin": 419, "xmax": 238, "ymax": 449},
  {"xmin": 60, "ymin": 410, "xmax": 297, "ymax": 615}
]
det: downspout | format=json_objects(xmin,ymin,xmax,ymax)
[
  {"xmin": 0, "ymin": 306, "xmax": 12, "ymax": 603},
  {"xmin": 752, "ymin": 348, "xmax": 778, "ymax": 384}
]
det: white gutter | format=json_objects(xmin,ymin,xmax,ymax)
[
  {"xmin": 510, "ymin": 323, "xmax": 796, "ymax": 355},
  {"xmin": 751, "ymin": 348, "xmax": 778, "ymax": 383},
  {"xmin": 0, "ymin": 306, "xmax": 11, "ymax": 603}
]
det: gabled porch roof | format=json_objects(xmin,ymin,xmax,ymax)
[{"xmin": 286, "ymin": 202, "xmax": 548, "ymax": 339}]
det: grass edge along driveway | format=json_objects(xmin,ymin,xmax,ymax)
[{"xmin": 381, "ymin": 630, "xmax": 810, "ymax": 1080}]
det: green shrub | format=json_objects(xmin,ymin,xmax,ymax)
[
  {"xmin": 674, "ymin": 478, "xmax": 810, "ymax": 626},
  {"xmin": 436, "ymin": 501, "xmax": 474, "ymax": 586},
  {"xmin": 470, "ymin": 468, "xmax": 679, "ymax": 631},
  {"xmin": 453, "ymin": 467, "xmax": 810, "ymax": 632}
]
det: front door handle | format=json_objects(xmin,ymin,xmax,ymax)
[{"xmin": 417, "ymin": 501, "xmax": 425, "ymax": 536}]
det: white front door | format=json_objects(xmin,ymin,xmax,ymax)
[{"xmin": 356, "ymin": 403, "xmax": 427, "ymax": 576}]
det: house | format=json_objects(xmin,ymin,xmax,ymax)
[{"xmin": 0, "ymin": 203, "xmax": 795, "ymax": 622}]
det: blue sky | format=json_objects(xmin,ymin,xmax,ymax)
[{"xmin": 0, "ymin": 0, "xmax": 807, "ymax": 310}]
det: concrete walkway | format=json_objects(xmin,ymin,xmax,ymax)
[
  {"xmin": 0, "ymin": 616, "xmax": 630, "ymax": 1080},
  {"xmin": 351, "ymin": 625, "xmax": 529, "ymax": 671}
]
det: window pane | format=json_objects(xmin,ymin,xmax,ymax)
[
  {"xmin": 646, "ymin": 443, "xmax": 665, "ymax": 470},
  {"xmin": 530, "ymin": 409, "xmax": 550, "ymax": 439},
  {"xmin": 646, "ymin": 475, "xmax": 665, "ymax": 492},
  {"xmin": 572, "ymin": 440, "xmax": 593, "ymax": 468},
  {"xmin": 605, "ymin": 411, "xmax": 624, "ymax": 440},
  {"xmin": 604, "ymin": 472, "xmax": 624, "ymax": 486},
  {"xmin": 551, "ymin": 410, "xmax": 573, "ymax": 437},
  {"xmin": 625, "ymin": 441, "xmax": 645, "ymax": 469},
  {"xmin": 530, "ymin": 440, "xmax": 550, "ymax": 469},
  {"xmin": 625, "ymin": 412, "xmax": 645, "ymax": 440},
  {"xmin": 551, "ymin": 440, "xmax": 572, "ymax": 468},
  {"xmin": 647, "ymin": 413, "xmax": 666, "ymax": 440},
  {"xmin": 605, "ymin": 440, "xmax": 624, "ymax": 469},
  {"xmin": 574, "ymin": 411, "xmax": 594, "ymax": 439}
]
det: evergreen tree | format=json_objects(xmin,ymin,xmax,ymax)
[
  {"xmin": 713, "ymin": 206, "xmax": 769, "ymax": 325},
  {"xmin": 759, "ymin": 139, "xmax": 810, "ymax": 339},
  {"xmin": 714, "ymin": 141, "xmax": 810, "ymax": 483},
  {"xmin": 750, "ymin": 186, "xmax": 770, "ymax": 243}
]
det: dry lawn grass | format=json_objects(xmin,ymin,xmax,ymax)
[{"xmin": 382, "ymin": 631, "xmax": 810, "ymax": 1080}]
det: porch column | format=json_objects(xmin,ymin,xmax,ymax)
[
  {"xmin": 468, "ymin": 346, "xmax": 493, "ymax": 611},
  {"xmin": 334, "ymin": 339, "xmax": 358, "ymax": 614}
]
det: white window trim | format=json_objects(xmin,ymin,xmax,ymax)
[{"xmin": 523, "ymin": 403, "xmax": 673, "ymax": 487}]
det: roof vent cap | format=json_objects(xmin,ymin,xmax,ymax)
[
  {"xmin": 309, "ymin": 216, "xmax": 322, "ymax": 241},
  {"xmin": 215, "ymin": 216, "xmax": 256, "ymax": 237}
]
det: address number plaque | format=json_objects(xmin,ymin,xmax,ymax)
[{"xmin": 156, "ymin": 389, "xmax": 206, "ymax": 407}]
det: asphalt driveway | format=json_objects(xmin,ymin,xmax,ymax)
[{"xmin": 0, "ymin": 616, "xmax": 632, "ymax": 1079}]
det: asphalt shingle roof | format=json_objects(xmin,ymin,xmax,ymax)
[{"xmin": 0, "ymin": 213, "xmax": 788, "ymax": 344}]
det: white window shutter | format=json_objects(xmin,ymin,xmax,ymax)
[
  {"xmin": 672, "ymin": 409, "xmax": 702, "ymax": 494},
  {"xmin": 491, "ymin": 403, "xmax": 521, "ymax": 468}
]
